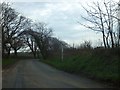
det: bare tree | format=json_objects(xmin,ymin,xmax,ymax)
[
  {"xmin": 1, "ymin": 2, "xmax": 18, "ymax": 56},
  {"xmin": 20, "ymin": 22, "xmax": 53, "ymax": 59},
  {"xmin": 79, "ymin": 41, "xmax": 92, "ymax": 49},
  {"xmin": 1, "ymin": 2, "xmax": 32, "ymax": 57},
  {"xmin": 10, "ymin": 17, "xmax": 32, "ymax": 56},
  {"xmin": 33, "ymin": 22, "xmax": 53, "ymax": 59},
  {"xmin": 22, "ymin": 31, "xmax": 38, "ymax": 58},
  {"xmin": 79, "ymin": 0, "xmax": 119, "ymax": 48},
  {"xmin": 11, "ymin": 37, "xmax": 24, "ymax": 56},
  {"xmin": 49, "ymin": 37, "xmax": 68, "ymax": 51},
  {"xmin": 117, "ymin": 1, "xmax": 120, "ymax": 46}
]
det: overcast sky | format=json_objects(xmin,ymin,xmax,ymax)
[{"xmin": 3, "ymin": 0, "xmax": 119, "ymax": 47}]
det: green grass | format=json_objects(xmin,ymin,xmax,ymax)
[
  {"xmin": 2, "ymin": 58, "xmax": 18, "ymax": 68},
  {"xmin": 42, "ymin": 49, "xmax": 119, "ymax": 85},
  {"xmin": 2, "ymin": 52, "xmax": 35, "ymax": 68}
]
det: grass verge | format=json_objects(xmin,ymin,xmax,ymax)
[
  {"xmin": 41, "ymin": 49, "xmax": 119, "ymax": 87},
  {"xmin": 2, "ymin": 58, "xmax": 18, "ymax": 69}
]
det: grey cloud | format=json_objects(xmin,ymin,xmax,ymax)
[{"xmin": 11, "ymin": 2, "xmax": 103, "ymax": 46}]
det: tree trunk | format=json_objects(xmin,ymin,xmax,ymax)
[
  {"xmin": 2, "ymin": 26, "xmax": 5, "ymax": 57},
  {"xmin": 110, "ymin": 31, "xmax": 114, "ymax": 48},
  {"xmin": 33, "ymin": 52, "xmax": 36, "ymax": 58},
  {"xmin": 118, "ymin": 21, "xmax": 120, "ymax": 47},
  {"xmin": 7, "ymin": 48, "xmax": 10, "ymax": 57},
  {"xmin": 40, "ymin": 48, "xmax": 47, "ymax": 60},
  {"xmin": 14, "ymin": 49, "xmax": 17, "ymax": 56},
  {"xmin": 106, "ymin": 36, "xmax": 110, "ymax": 48},
  {"xmin": 2, "ymin": 44, "xmax": 5, "ymax": 57},
  {"xmin": 102, "ymin": 31, "xmax": 107, "ymax": 48}
]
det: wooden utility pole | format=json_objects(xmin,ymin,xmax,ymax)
[{"xmin": 61, "ymin": 44, "xmax": 63, "ymax": 62}]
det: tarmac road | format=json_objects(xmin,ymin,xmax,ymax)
[{"xmin": 2, "ymin": 59, "xmax": 110, "ymax": 88}]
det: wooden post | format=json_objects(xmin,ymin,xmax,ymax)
[{"xmin": 61, "ymin": 44, "xmax": 63, "ymax": 62}]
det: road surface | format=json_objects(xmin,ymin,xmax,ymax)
[{"xmin": 3, "ymin": 59, "xmax": 110, "ymax": 88}]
